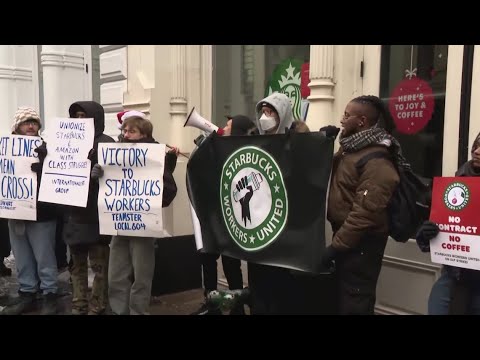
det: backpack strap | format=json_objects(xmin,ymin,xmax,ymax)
[{"xmin": 355, "ymin": 151, "xmax": 393, "ymax": 172}]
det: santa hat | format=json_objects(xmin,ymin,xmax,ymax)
[
  {"xmin": 116, "ymin": 110, "xmax": 147, "ymax": 129},
  {"xmin": 11, "ymin": 107, "xmax": 42, "ymax": 132}
]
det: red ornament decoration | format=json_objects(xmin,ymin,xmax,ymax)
[{"xmin": 388, "ymin": 76, "xmax": 434, "ymax": 134}]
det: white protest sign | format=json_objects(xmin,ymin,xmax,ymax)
[
  {"xmin": 98, "ymin": 143, "xmax": 166, "ymax": 238},
  {"xmin": 190, "ymin": 203, "xmax": 203, "ymax": 250},
  {"xmin": 0, "ymin": 135, "xmax": 42, "ymax": 221},
  {"xmin": 38, "ymin": 118, "xmax": 94, "ymax": 207}
]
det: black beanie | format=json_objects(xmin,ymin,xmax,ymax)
[{"xmin": 229, "ymin": 115, "xmax": 255, "ymax": 136}]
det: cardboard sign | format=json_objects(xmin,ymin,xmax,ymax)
[{"xmin": 98, "ymin": 143, "xmax": 166, "ymax": 238}]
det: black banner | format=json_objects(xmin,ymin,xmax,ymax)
[{"xmin": 187, "ymin": 131, "xmax": 333, "ymax": 274}]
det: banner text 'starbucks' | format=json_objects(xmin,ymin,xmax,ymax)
[{"xmin": 220, "ymin": 146, "xmax": 288, "ymax": 251}]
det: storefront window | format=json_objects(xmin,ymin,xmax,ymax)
[
  {"xmin": 212, "ymin": 45, "xmax": 310, "ymax": 127},
  {"xmin": 380, "ymin": 45, "xmax": 448, "ymax": 179}
]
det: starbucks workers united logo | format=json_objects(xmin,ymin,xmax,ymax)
[
  {"xmin": 220, "ymin": 146, "xmax": 288, "ymax": 251},
  {"xmin": 444, "ymin": 182, "xmax": 470, "ymax": 211}
]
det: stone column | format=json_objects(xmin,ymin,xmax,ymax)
[
  {"xmin": 169, "ymin": 45, "xmax": 189, "ymax": 150},
  {"xmin": 306, "ymin": 45, "xmax": 335, "ymax": 130},
  {"xmin": 0, "ymin": 45, "xmax": 37, "ymax": 133},
  {"xmin": 41, "ymin": 45, "xmax": 86, "ymax": 130}
]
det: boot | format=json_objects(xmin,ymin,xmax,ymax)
[
  {"xmin": 71, "ymin": 307, "xmax": 88, "ymax": 315},
  {"xmin": 190, "ymin": 291, "xmax": 222, "ymax": 315},
  {"xmin": 40, "ymin": 293, "xmax": 57, "ymax": 315},
  {"xmin": 0, "ymin": 294, "xmax": 12, "ymax": 307},
  {"xmin": 1, "ymin": 291, "xmax": 37, "ymax": 315},
  {"xmin": 190, "ymin": 302, "xmax": 222, "ymax": 315},
  {"xmin": 0, "ymin": 261, "xmax": 11, "ymax": 277}
]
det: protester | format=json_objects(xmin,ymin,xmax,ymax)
[{"xmin": 416, "ymin": 132, "xmax": 480, "ymax": 314}]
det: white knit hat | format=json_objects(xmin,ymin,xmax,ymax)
[{"xmin": 11, "ymin": 107, "xmax": 42, "ymax": 132}]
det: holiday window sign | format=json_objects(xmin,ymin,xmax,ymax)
[{"xmin": 388, "ymin": 76, "xmax": 434, "ymax": 134}]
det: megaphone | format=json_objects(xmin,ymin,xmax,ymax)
[{"xmin": 184, "ymin": 107, "xmax": 224, "ymax": 136}]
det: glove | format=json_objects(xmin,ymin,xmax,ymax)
[
  {"xmin": 320, "ymin": 245, "xmax": 338, "ymax": 270},
  {"xmin": 31, "ymin": 162, "xmax": 42, "ymax": 174},
  {"xmin": 90, "ymin": 163, "xmax": 104, "ymax": 180},
  {"xmin": 319, "ymin": 125, "xmax": 340, "ymax": 140},
  {"xmin": 415, "ymin": 220, "xmax": 439, "ymax": 253},
  {"xmin": 34, "ymin": 142, "xmax": 48, "ymax": 161}
]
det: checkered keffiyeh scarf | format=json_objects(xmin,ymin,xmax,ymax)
[{"xmin": 340, "ymin": 127, "xmax": 411, "ymax": 171}]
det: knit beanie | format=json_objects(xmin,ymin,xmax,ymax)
[
  {"xmin": 11, "ymin": 107, "xmax": 42, "ymax": 132},
  {"xmin": 228, "ymin": 115, "xmax": 255, "ymax": 136}
]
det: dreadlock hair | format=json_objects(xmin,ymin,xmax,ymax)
[{"xmin": 351, "ymin": 95, "xmax": 388, "ymax": 128}]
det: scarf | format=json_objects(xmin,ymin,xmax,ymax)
[
  {"xmin": 339, "ymin": 127, "xmax": 411, "ymax": 171},
  {"xmin": 456, "ymin": 160, "xmax": 480, "ymax": 177}
]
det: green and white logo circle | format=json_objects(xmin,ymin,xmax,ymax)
[
  {"xmin": 220, "ymin": 146, "xmax": 288, "ymax": 251},
  {"xmin": 444, "ymin": 182, "xmax": 470, "ymax": 211},
  {"xmin": 266, "ymin": 58, "xmax": 303, "ymax": 121}
]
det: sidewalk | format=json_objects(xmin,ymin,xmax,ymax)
[{"xmin": 0, "ymin": 255, "xmax": 211, "ymax": 315}]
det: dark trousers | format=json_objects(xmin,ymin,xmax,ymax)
[
  {"xmin": 55, "ymin": 219, "xmax": 68, "ymax": 268},
  {"xmin": 247, "ymin": 263, "xmax": 295, "ymax": 315},
  {"xmin": 200, "ymin": 252, "xmax": 243, "ymax": 293},
  {"xmin": 335, "ymin": 236, "xmax": 388, "ymax": 315},
  {"xmin": 0, "ymin": 219, "xmax": 10, "ymax": 258}
]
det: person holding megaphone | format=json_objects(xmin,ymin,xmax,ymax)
[{"xmin": 189, "ymin": 114, "xmax": 257, "ymax": 315}]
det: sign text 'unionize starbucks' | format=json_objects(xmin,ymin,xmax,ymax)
[{"xmin": 220, "ymin": 146, "xmax": 288, "ymax": 251}]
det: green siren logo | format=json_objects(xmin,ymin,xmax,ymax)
[
  {"xmin": 220, "ymin": 146, "xmax": 288, "ymax": 251},
  {"xmin": 444, "ymin": 182, "xmax": 470, "ymax": 211},
  {"xmin": 266, "ymin": 58, "xmax": 303, "ymax": 121}
]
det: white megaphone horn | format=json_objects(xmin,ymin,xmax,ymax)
[{"xmin": 184, "ymin": 107, "xmax": 224, "ymax": 136}]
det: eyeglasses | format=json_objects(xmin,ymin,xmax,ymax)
[
  {"xmin": 342, "ymin": 113, "xmax": 358, "ymax": 120},
  {"xmin": 262, "ymin": 108, "xmax": 275, "ymax": 117},
  {"xmin": 22, "ymin": 119, "xmax": 39, "ymax": 127}
]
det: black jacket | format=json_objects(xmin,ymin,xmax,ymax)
[{"xmin": 63, "ymin": 101, "xmax": 115, "ymax": 225}]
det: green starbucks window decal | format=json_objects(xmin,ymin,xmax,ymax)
[
  {"xmin": 220, "ymin": 146, "xmax": 288, "ymax": 251},
  {"xmin": 265, "ymin": 58, "xmax": 304, "ymax": 121}
]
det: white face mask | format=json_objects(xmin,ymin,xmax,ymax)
[{"xmin": 259, "ymin": 113, "xmax": 278, "ymax": 132}]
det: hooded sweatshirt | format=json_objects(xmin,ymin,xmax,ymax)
[
  {"xmin": 255, "ymin": 92, "xmax": 294, "ymax": 135},
  {"xmin": 64, "ymin": 101, "xmax": 115, "ymax": 225}
]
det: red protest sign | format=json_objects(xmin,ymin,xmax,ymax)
[{"xmin": 429, "ymin": 177, "xmax": 480, "ymax": 270}]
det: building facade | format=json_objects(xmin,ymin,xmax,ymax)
[{"xmin": 1, "ymin": 45, "xmax": 478, "ymax": 314}]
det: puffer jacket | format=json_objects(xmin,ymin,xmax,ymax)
[{"xmin": 327, "ymin": 145, "xmax": 399, "ymax": 250}]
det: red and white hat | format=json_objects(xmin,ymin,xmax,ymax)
[{"xmin": 116, "ymin": 110, "xmax": 147, "ymax": 129}]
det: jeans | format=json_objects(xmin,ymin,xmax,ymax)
[
  {"xmin": 428, "ymin": 267, "xmax": 480, "ymax": 315},
  {"xmin": 8, "ymin": 220, "xmax": 57, "ymax": 294}
]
